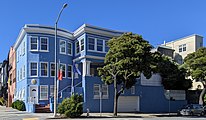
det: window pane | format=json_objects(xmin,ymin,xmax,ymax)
[
  {"xmin": 68, "ymin": 43, "xmax": 72, "ymax": 55},
  {"xmin": 31, "ymin": 37, "xmax": 37, "ymax": 50},
  {"xmin": 76, "ymin": 41, "xmax": 80, "ymax": 54},
  {"xmin": 51, "ymin": 63, "xmax": 55, "ymax": 77},
  {"xmin": 41, "ymin": 63, "xmax": 48, "ymax": 76},
  {"xmin": 88, "ymin": 38, "xmax": 95, "ymax": 50},
  {"xmin": 68, "ymin": 65, "xmax": 72, "ymax": 78},
  {"xmin": 80, "ymin": 39, "xmax": 84, "ymax": 51},
  {"xmin": 97, "ymin": 39, "xmax": 103, "ymax": 51},
  {"xmin": 60, "ymin": 41, "xmax": 66, "ymax": 53},
  {"xmin": 105, "ymin": 41, "xmax": 109, "ymax": 52},
  {"xmin": 60, "ymin": 64, "xmax": 66, "ymax": 77},
  {"xmin": 183, "ymin": 44, "xmax": 186, "ymax": 51},
  {"xmin": 30, "ymin": 63, "xmax": 37, "ymax": 76}
]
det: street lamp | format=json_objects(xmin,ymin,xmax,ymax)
[{"xmin": 53, "ymin": 3, "xmax": 67, "ymax": 117}]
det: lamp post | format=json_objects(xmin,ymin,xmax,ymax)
[{"xmin": 53, "ymin": 3, "xmax": 67, "ymax": 117}]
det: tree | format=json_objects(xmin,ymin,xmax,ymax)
[
  {"xmin": 98, "ymin": 33, "xmax": 153, "ymax": 116},
  {"xmin": 182, "ymin": 47, "xmax": 206, "ymax": 105},
  {"xmin": 151, "ymin": 52, "xmax": 192, "ymax": 90}
]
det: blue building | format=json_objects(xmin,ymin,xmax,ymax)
[{"xmin": 13, "ymin": 24, "xmax": 186, "ymax": 113}]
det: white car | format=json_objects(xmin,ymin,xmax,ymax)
[{"xmin": 178, "ymin": 104, "xmax": 205, "ymax": 116}]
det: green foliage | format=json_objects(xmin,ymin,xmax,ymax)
[
  {"xmin": 183, "ymin": 47, "xmax": 206, "ymax": 81},
  {"xmin": 57, "ymin": 94, "xmax": 83, "ymax": 118},
  {"xmin": 11, "ymin": 100, "xmax": 26, "ymax": 111},
  {"xmin": 151, "ymin": 52, "xmax": 192, "ymax": 90},
  {"xmin": 0, "ymin": 97, "xmax": 5, "ymax": 106},
  {"xmin": 98, "ymin": 32, "xmax": 153, "ymax": 89}
]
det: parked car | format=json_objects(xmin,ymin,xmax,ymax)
[{"xmin": 178, "ymin": 104, "xmax": 205, "ymax": 116}]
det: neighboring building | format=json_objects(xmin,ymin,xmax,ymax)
[
  {"xmin": 163, "ymin": 34, "xmax": 204, "ymax": 90},
  {"xmin": 13, "ymin": 24, "xmax": 186, "ymax": 113},
  {"xmin": 151, "ymin": 45, "xmax": 175, "ymax": 59},
  {"xmin": 1, "ymin": 60, "xmax": 9, "ymax": 100},
  {"xmin": 8, "ymin": 47, "xmax": 16, "ymax": 107}
]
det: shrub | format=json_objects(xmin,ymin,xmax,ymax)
[
  {"xmin": 11, "ymin": 100, "xmax": 26, "ymax": 111},
  {"xmin": 0, "ymin": 97, "xmax": 5, "ymax": 106},
  {"xmin": 57, "ymin": 94, "xmax": 83, "ymax": 118}
]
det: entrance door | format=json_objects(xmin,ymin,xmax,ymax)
[{"xmin": 30, "ymin": 86, "xmax": 38, "ymax": 104}]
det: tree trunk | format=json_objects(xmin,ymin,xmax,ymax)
[
  {"xmin": 113, "ymin": 77, "xmax": 118, "ymax": 116},
  {"xmin": 199, "ymin": 86, "xmax": 206, "ymax": 105}
]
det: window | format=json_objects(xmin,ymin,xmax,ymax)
[
  {"xmin": 97, "ymin": 39, "xmax": 103, "ymax": 51},
  {"xmin": 105, "ymin": 41, "xmax": 109, "ymax": 52},
  {"xmin": 40, "ymin": 85, "xmax": 48, "ymax": 100},
  {"xmin": 102, "ymin": 85, "xmax": 108, "ymax": 99},
  {"xmin": 68, "ymin": 65, "xmax": 72, "ymax": 78},
  {"xmin": 67, "ymin": 42, "xmax": 72, "ymax": 55},
  {"xmin": 80, "ymin": 39, "xmax": 84, "ymax": 51},
  {"xmin": 60, "ymin": 40, "xmax": 66, "ymax": 54},
  {"xmin": 22, "ymin": 88, "xmax": 25, "ymax": 100},
  {"xmin": 30, "ymin": 37, "xmax": 38, "ymax": 51},
  {"xmin": 131, "ymin": 86, "xmax": 135, "ymax": 94},
  {"xmin": 179, "ymin": 44, "xmax": 186, "ymax": 52},
  {"xmin": 60, "ymin": 64, "xmax": 66, "ymax": 78},
  {"xmin": 93, "ymin": 84, "xmax": 100, "ymax": 99},
  {"xmin": 23, "ymin": 65, "xmax": 25, "ymax": 79},
  {"xmin": 50, "ymin": 63, "xmax": 55, "ymax": 77},
  {"xmin": 183, "ymin": 44, "xmax": 186, "ymax": 51},
  {"xmin": 23, "ymin": 42, "xmax": 25, "ymax": 55},
  {"xmin": 88, "ymin": 38, "xmax": 95, "ymax": 50},
  {"xmin": 50, "ymin": 85, "xmax": 54, "ymax": 96},
  {"xmin": 40, "ymin": 37, "xmax": 48, "ymax": 51},
  {"xmin": 76, "ymin": 41, "xmax": 80, "ymax": 54},
  {"xmin": 30, "ymin": 62, "xmax": 38, "ymax": 76},
  {"xmin": 20, "ymin": 68, "xmax": 22, "ymax": 80},
  {"xmin": 40, "ymin": 62, "xmax": 48, "ymax": 77}
]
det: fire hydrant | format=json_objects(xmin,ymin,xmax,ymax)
[{"xmin": 86, "ymin": 108, "xmax": 90, "ymax": 117}]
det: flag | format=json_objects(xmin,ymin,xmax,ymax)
[
  {"xmin": 73, "ymin": 63, "xmax": 81, "ymax": 75},
  {"xmin": 58, "ymin": 65, "xmax": 63, "ymax": 80}
]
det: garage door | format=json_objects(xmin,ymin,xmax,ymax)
[{"xmin": 118, "ymin": 96, "xmax": 139, "ymax": 112}]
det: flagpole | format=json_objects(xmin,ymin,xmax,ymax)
[
  {"xmin": 57, "ymin": 59, "xmax": 60, "ymax": 105},
  {"xmin": 71, "ymin": 62, "xmax": 74, "ymax": 95}
]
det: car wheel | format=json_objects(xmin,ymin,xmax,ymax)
[
  {"xmin": 190, "ymin": 112, "xmax": 194, "ymax": 116},
  {"xmin": 200, "ymin": 112, "xmax": 205, "ymax": 116}
]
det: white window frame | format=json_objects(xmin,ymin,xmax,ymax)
[
  {"xmin": 60, "ymin": 40, "xmax": 66, "ymax": 54},
  {"xmin": 183, "ymin": 44, "xmax": 186, "ymax": 52},
  {"xmin": 102, "ymin": 84, "xmax": 109, "ymax": 99},
  {"xmin": 50, "ymin": 85, "xmax": 54, "ymax": 97},
  {"xmin": 93, "ymin": 84, "xmax": 100, "ymax": 99},
  {"xmin": 60, "ymin": 63, "xmax": 66, "ymax": 78},
  {"xmin": 30, "ymin": 37, "xmax": 38, "ymax": 51},
  {"xmin": 30, "ymin": 62, "xmax": 38, "ymax": 77},
  {"xmin": 97, "ymin": 39, "xmax": 104, "ymax": 52},
  {"xmin": 80, "ymin": 38, "xmax": 84, "ymax": 52},
  {"xmin": 40, "ymin": 37, "xmax": 49, "ymax": 52},
  {"xmin": 40, "ymin": 85, "xmax": 48, "ymax": 100},
  {"xmin": 75, "ymin": 41, "xmax": 80, "ymax": 55},
  {"xmin": 40, "ymin": 62, "xmax": 48, "ymax": 77},
  {"xmin": 22, "ymin": 87, "xmax": 25, "ymax": 100},
  {"xmin": 67, "ymin": 65, "xmax": 72, "ymax": 78},
  {"xmin": 22, "ymin": 41, "xmax": 25, "ymax": 55},
  {"xmin": 88, "ymin": 37, "xmax": 95, "ymax": 51},
  {"xmin": 50, "ymin": 62, "xmax": 55, "ymax": 77},
  {"xmin": 67, "ymin": 42, "xmax": 72, "ymax": 56},
  {"xmin": 131, "ymin": 86, "xmax": 135, "ymax": 94},
  {"xmin": 20, "ymin": 67, "xmax": 22, "ymax": 80},
  {"xmin": 23, "ymin": 65, "xmax": 25, "ymax": 79}
]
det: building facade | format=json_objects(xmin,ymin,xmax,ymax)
[
  {"xmin": 164, "ymin": 34, "xmax": 204, "ymax": 90},
  {"xmin": 13, "ymin": 24, "xmax": 187, "ymax": 113},
  {"xmin": 8, "ymin": 47, "xmax": 16, "ymax": 107}
]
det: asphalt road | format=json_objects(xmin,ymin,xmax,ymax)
[{"xmin": 1, "ymin": 106, "xmax": 206, "ymax": 120}]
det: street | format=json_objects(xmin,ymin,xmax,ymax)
[{"xmin": 1, "ymin": 106, "xmax": 206, "ymax": 120}]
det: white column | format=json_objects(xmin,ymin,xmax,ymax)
[{"xmin": 86, "ymin": 61, "xmax": 91, "ymax": 76}]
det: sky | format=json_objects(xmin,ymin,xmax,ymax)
[{"xmin": 0, "ymin": 0, "xmax": 206, "ymax": 61}]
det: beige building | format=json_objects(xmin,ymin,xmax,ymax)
[{"xmin": 163, "ymin": 34, "xmax": 204, "ymax": 90}]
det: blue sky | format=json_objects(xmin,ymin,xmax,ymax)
[{"xmin": 0, "ymin": 0, "xmax": 206, "ymax": 61}]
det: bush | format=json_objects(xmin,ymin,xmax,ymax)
[
  {"xmin": 57, "ymin": 94, "xmax": 83, "ymax": 118},
  {"xmin": 0, "ymin": 97, "xmax": 5, "ymax": 106},
  {"xmin": 11, "ymin": 100, "xmax": 26, "ymax": 111}
]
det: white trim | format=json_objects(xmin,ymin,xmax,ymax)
[
  {"xmin": 40, "ymin": 85, "xmax": 48, "ymax": 100},
  {"xmin": 67, "ymin": 42, "xmax": 72, "ymax": 56},
  {"xmin": 75, "ymin": 41, "xmax": 80, "ymax": 55},
  {"xmin": 40, "ymin": 62, "xmax": 48, "ymax": 77},
  {"xmin": 59, "ymin": 40, "xmax": 66, "ymax": 54},
  {"xmin": 29, "ymin": 85, "xmax": 38, "ymax": 104},
  {"xmin": 30, "ymin": 36, "xmax": 38, "ymax": 51},
  {"xmin": 50, "ymin": 62, "xmax": 55, "ymax": 77},
  {"xmin": 30, "ymin": 62, "xmax": 38, "ymax": 77},
  {"xmin": 23, "ymin": 65, "xmax": 25, "ymax": 79},
  {"xmin": 40, "ymin": 37, "xmax": 49, "ymax": 52},
  {"xmin": 67, "ymin": 64, "xmax": 72, "ymax": 78}
]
